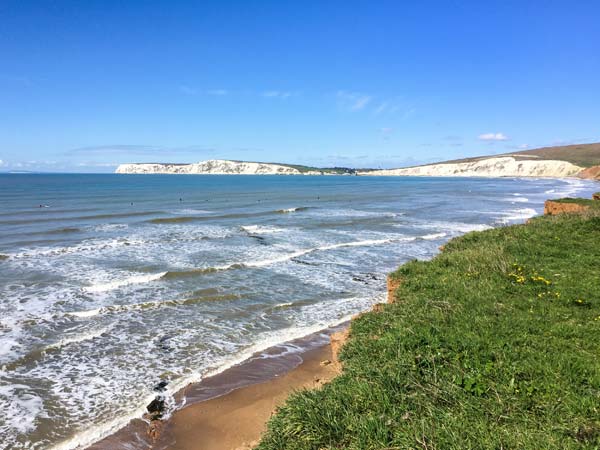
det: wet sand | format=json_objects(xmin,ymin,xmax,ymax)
[
  {"xmin": 88, "ymin": 327, "xmax": 344, "ymax": 450},
  {"xmin": 154, "ymin": 344, "xmax": 336, "ymax": 450}
]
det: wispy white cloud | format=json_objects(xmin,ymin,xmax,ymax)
[
  {"xmin": 371, "ymin": 98, "xmax": 416, "ymax": 119},
  {"xmin": 0, "ymin": 159, "xmax": 4, "ymax": 166},
  {"xmin": 478, "ymin": 132, "xmax": 508, "ymax": 141},
  {"xmin": 179, "ymin": 86, "xmax": 228, "ymax": 96},
  {"xmin": 262, "ymin": 90, "xmax": 297, "ymax": 99},
  {"xmin": 336, "ymin": 91, "xmax": 372, "ymax": 112}
]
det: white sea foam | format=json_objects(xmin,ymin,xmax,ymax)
[
  {"xmin": 309, "ymin": 208, "xmax": 400, "ymax": 218},
  {"xmin": 278, "ymin": 207, "xmax": 303, "ymax": 213},
  {"xmin": 9, "ymin": 238, "xmax": 146, "ymax": 260},
  {"xmin": 504, "ymin": 196, "xmax": 529, "ymax": 203},
  {"xmin": 91, "ymin": 223, "xmax": 129, "ymax": 232},
  {"xmin": 164, "ymin": 237, "xmax": 414, "ymax": 276},
  {"xmin": 172, "ymin": 209, "xmax": 213, "ymax": 215},
  {"xmin": 244, "ymin": 237, "xmax": 411, "ymax": 268},
  {"xmin": 410, "ymin": 221, "xmax": 493, "ymax": 234},
  {"xmin": 45, "ymin": 327, "xmax": 111, "ymax": 351},
  {"xmin": 46, "ymin": 300, "xmax": 378, "ymax": 450},
  {"xmin": 497, "ymin": 207, "xmax": 538, "ymax": 224},
  {"xmin": 241, "ymin": 225, "xmax": 286, "ymax": 234},
  {"xmin": 421, "ymin": 232, "xmax": 448, "ymax": 240},
  {"xmin": 83, "ymin": 272, "xmax": 167, "ymax": 293},
  {"xmin": 0, "ymin": 382, "xmax": 47, "ymax": 437},
  {"xmin": 274, "ymin": 302, "xmax": 294, "ymax": 308},
  {"xmin": 68, "ymin": 308, "xmax": 102, "ymax": 318}
]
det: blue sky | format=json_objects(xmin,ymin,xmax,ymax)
[{"xmin": 1, "ymin": 0, "xmax": 599, "ymax": 172}]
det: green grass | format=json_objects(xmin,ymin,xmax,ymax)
[
  {"xmin": 517, "ymin": 143, "xmax": 600, "ymax": 167},
  {"xmin": 280, "ymin": 164, "xmax": 358, "ymax": 175},
  {"xmin": 257, "ymin": 211, "xmax": 600, "ymax": 449}
]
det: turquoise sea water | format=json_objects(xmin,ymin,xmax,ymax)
[{"xmin": 0, "ymin": 174, "xmax": 597, "ymax": 449}]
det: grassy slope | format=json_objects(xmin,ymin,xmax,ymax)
[
  {"xmin": 280, "ymin": 164, "xmax": 358, "ymax": 175},
  {"xmin": 517, "ymin": 143, "xmax": 600, "ymax": 168},
  {"xmin": 435, "ymin": 143, "xmax": 600, "ymax": 168},
  {"xmin": 257, "ymin": 211, "xmax": 600, "ymax": 449}
]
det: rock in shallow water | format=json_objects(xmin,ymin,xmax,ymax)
[{"xmin": 146, "ymin": 396, "xmax": 166, "ymax": 419}]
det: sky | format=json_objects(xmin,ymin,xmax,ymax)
[{"xmin": 1, "ymin": 0, "xmax": 599, "ymax": 173}]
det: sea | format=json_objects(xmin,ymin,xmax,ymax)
[{"xmin": 0, "ymin": 173, "xmax": 597, "ymax": 450}]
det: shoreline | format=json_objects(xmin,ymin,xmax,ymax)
[
  {"xmin": 87, "ymin": 323, "xmax": 348, "ymax": 450},
  {"xmin": 20, "ymin": 180, "xmax": 598, "ymax": 450}
]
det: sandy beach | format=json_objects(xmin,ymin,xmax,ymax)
[
  {"xmin": 87, "ymin": 328, "xmax": 342, "ymax": 450},
  {"xmin": 153, "ymin": 343, "xmax": 336, "ymax": 450}
]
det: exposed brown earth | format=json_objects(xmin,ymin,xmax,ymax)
[
  {"xmin": 329, "ymin": 329, "xmax": 350, "ymax": 372},
  {"xmin": 578, "ymin": 165, "xmax": 600, "ymax": 180},
  {"xmin": 386, "ymin": 275, "xmax": 402, "ymax": 303},
  {"xmin": 544, "ymin": 200, "xmax": 590, "ymax": 215}
]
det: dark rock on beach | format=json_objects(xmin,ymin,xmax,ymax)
[{"xmin": 146, "ymin": 396, "xmax": 166, "ymax": 419}]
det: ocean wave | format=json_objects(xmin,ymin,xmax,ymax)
[
  {"xmin": 0, "ymin": 382, "xmax": 46, "ymax": 437},
  {"xmin": 149, "ymin": 208, "xmax": 309, "ymax": 225},
  {"xmin": 273, "ymin": 302, "xmax": 294, "ymax": 308},
  {"xmin": 45, "ymin": 327, "xmax": 111, "ymax": 351},
  {"xmin": 504, "ymin": 196, "xmax": 529, "ymax": 203},
  {"xmin": 9, "ymin": 238, "xmax": 146, "ymax": 260},
  {"xmin": 276, "ymin": 207, "xmax": 309, "ymax": 213},
  {"xmin": 307, "ymin": 208, "xmax": 401, "ymax": 218},
  {"xmin": 410, "ymin": 221, "xmax": 493, "ymax": 234},
  {"xmin": 83, "ymin": 272, "xmax": 167, "ymax": 293},
  {"xmin": 163, "ymin": 237, "xmax": 414, "ymax": 280},
  {"xmin": 241, "ymin": 225, "xmax": 286, "ymax": 234},
  {"xmin": 67, "ymin": 293, "xmax": 241, "ymax": 318},
  {"xmin": 421, "ymin": 232, "xmax": 448, "ymax": 240},
  {"xmin": 68, "ymin": 308, "xmax": 102, "ymax": 318},
  {"xmin": 0, "ymin": 210, "xmax": 162, "ymax": 226},
  {"xmin": 2, "ymin": 327, "xmax": 113, "ymax": 371},
  {"xmin": 497, "ymin": 207, "xmax": 538, "ymax": 224},
  {"xmin": 172, "ymin": 209, "xmax": 213, "ymax": 215},
  {"xmin": 42, "ymin": 314, "xmax": 362, "ymax": 450},
  {"xmin": 550, "ymin": 178, "xmax": 590, "ymax": 198},
  {"xmin": 90, "ymin": 223, "xmax": 129, "ymax": 232}
]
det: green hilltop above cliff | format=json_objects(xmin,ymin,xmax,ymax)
[{"xmin": 436, "ymin": 142, "xmax": 600, "ymax": 168}]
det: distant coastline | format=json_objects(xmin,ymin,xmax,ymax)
[{"xmin": 115, "ymin": 142, "xmax": 600, "ymax": 179}]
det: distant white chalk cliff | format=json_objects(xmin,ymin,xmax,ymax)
[
  {"xmin": 358, "ymin": 157, "xmax": 583, "ymax": 178},
  {"xmin": 115, "ymin": 160, "xmax": 322, "ymax": 175},
  {"xmin": 115, "ymin": 157, "xmax": 584, "ymax": 178}
]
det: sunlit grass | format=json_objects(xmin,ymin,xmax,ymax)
[{"xmin": 257, "ymin": 210, "xmax": 600, "ymax": 449}]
